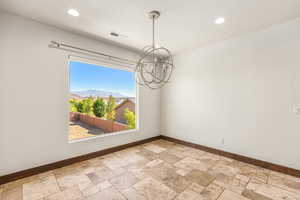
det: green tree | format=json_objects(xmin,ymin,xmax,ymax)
[
  {"xmin": 82, "ymin": 97, "xmax": 94, "ymax": 115},
  {"xmin": 76, "ymin": 101, "xmax": 84, "ymax": 113},
  {"xmin": 106, "ymin": 95, "xmax": 116, "ymax": 121},
  {"xmin": 124, "ymin": 108, "xmax": 136, "ymax": 129},
  {"xmin": 69, "ymin": 99, "xmax": 84, "ymax": 113},
  {"xmin": 93, "ymin": 98, "xmax": 106, "ymax": 118},
  {"xmin": 69, "ymin": 99, "xmax": 78, "ymax": 112}
]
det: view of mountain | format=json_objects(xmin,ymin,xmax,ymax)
[
  {"xmin": 71, "ymin": 90, "xmax": 128, "ymax": 98},
  {"xmin": 70, "ymin": 93, "xmax": 84, "ymax": 100}
]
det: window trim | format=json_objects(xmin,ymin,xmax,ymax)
[{"xmin": 67, "ymin": 55, "xmax": 140, "ymax": 144}]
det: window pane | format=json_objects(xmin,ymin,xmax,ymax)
[{"xmin": 69, "ymin": 61, "xmax": 137, "ymax": 141}]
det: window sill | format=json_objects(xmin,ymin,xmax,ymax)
[{"xmin": 68, "ymin": 128, "xmax": 139, "ymax": 144}]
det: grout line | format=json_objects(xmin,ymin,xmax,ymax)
[
  {"xmin": 215, "ymin": 187, "xmax": 225, "ymax": 200},
  {"xmin": 160, "ymin": 136, "xmax": 300, "ymax": 178},
  {"xmin": 4, "ymin": 139, "xmax": 300, "ymax": 200}
]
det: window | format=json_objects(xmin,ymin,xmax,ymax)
[{"xmin": 68, "ymin": 59, "xmax": 137, "ymax": 142}]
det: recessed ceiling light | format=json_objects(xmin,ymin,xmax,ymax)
[
  {"xmin": 215, "ymin": 17, "xmax": 225, "ymax": 24},
  {"xmin": 67, "ymin": 9, "xmax": 80, "ymax": 17}
]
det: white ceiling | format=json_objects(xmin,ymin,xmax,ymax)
[{"xmin": 1, "ymin": 0, "xmax": 300, "ymax": 53}]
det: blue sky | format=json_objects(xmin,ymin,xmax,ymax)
[{"xmin": 69, "ymin": 61, "xmax": 136, "ymax": 97}]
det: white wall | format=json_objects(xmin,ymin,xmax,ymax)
[
  {"xmin": 162, "ymin": 18, "xmax": 300, "ymax": 170},
  {"xmin": 2, "ymin": 9, "xmax": 300, "ymax": 176},
  {"xmin": 0, "ymin": 11, "xmax": 160, "ymax": 176}
]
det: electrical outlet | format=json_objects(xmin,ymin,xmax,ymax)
[{"xmin": 221, "ymin": 138, "xmax": 225, "ymax": 144}]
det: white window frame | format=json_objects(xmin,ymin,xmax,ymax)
[{"xmin": 67, "ymin": 55, "xmax": 140, "ymax": 143}]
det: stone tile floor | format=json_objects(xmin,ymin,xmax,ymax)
[{"xmin": 1, "ymin": 139, "xmax": 300, "ymax": 200}]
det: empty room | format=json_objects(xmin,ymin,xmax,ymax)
[{"xmin": 1, "ymin": 0, "xmax": 300, "ymax": 199}]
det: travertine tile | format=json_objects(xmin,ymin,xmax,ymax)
[
  {"xmin": 1, "ymin": 186, "xmax": 23, "ymax": 200},
  {"xmin": 86, "ymin": 167, "xmax": 115, "ymax": 185},
  {"xmin": 236, "ymin": 174, "xmax": 250, "ymax": 183},
  {"xmin": 22, "ymin": 175, "xmax": 60, "ymax": 200},
  {"xmin": 174, "ymin": 157, "xmax": 211, "ymax": 171},
  {"xmin": 270, "ymin": 171, "xmax": 300, "ymax": 182},
  {"xmin": 143, "ymin": 144, "xmax": 166, "ymax": 153},
  {"xmin": 44, "ymin": 185, "xmax": 83, "ymax": 200},
  {"xmin": 128, "ymin": 167, "xmax": 150, "ymax": 180},
  {"xmin": 182, "ymin": 149, "xmax": 206, "ymax": 160},
  {"xmin": 188, "ymin": 182, "xmax": 205, "ymax": 193},
  {"xmin": 81, "ymin": 181, "xmax": 111, "ymax": 197},
  {"xmin": 109, "ymin": 172, "xmax": 139, "ymax": 190},
  {"xmin": 136, "ymin": 148, "xmax": 159, "ymax": 160},
  {"xmin": 200, "ymin": 153, "xmax": 221, "ymax": 162},
  {"xmin": 87, "ymin": 157, "xmax": 103, "ymax": 166},
  {"xmin": 86, "ymin": 187, "xmax": 126, "ymax": 200},
  {"xmin": 115, "ymin": 152, "xmax": 146, "ymax": 167},
  {"xmin": 247, "ymin": 175, "xmax": 300, "ymax": 199},
  {"xmin": 167, "ymin": 147, "xmax": 189, "ymax": 158},
  {"xmin": 37, "ymin": 171, "xmax": 56, "ymax": 179},
  {"xmin": 77, "ymin": 163, "xmax": 96, "ymax": 175},
  {"xmin": 176, "ymin": 168, "xmax": 193, "ymax": 176},
  {"xmin": 185, "ymin": 170, "xmax": 215, "ymax": 187},
  {"xmin": 213, "ymin": 173, "xmax": 246, "ymax": 194},
  {"xmin": 2, "ymin": 139, "xmax": 300, "ymax": 200},
  {"xmin": 1, "ymin": 175, "xmax": 37, "ymax": 191},
  {"xmin": 151, "ymin": 139, "xmax": 175, "ymax": 149},
  {"xmin": 175, "ymin": 188, "xmax": 203, "ymax": 200},
  {"xmin": 56, "ymin": 171, "xmax": 91, "ymax": 190},
  {"xmin": 200, "ymin": 183, "xmax": 224, "ymax": 200},
  {"xmin": 174, "ymin": 160, "xmax": 193, "ymax": 172},
  {"xmin": 158, "ymin": 151, "xmax": 182, "ymax": 164},
  {"xmin": 145, "ymin": 159, "xmax": 163, "ymax": 167},
  {"xmin": 0, "ymin": 186, "xmax": 3, "ymax": 199},
  {"xmin": 210, "ymin": 163, "xmax": 240, "ymax": 177},
  {"xmin": 238, "ymin": 164, "xmax": 269, "ymax": 183},
  {"xmin": 124, "ymin": 159, "xmax": 148, "ymax": 172},
  {"xmin": 251, "ymin": 183, "xmax": 300, "ymax": 200},
  {"xmin": 242, "ymin": 189, "xmax": 272, "ymax": 200},
  {"xmin": 53, "ymin": 165, "xmax": 78, "ymax": 177},
  {"xmin": 162, "ymin": 173, "xmax": 191, "ymax": 193},
  {"xmin": 102, "ymin": 156, "xmax": 126, "ymax": 170},
  {"xmin": 121, "ymin": 187, "xmax": 147, "ymax": 200},
  {"xmin": 145, "ymin": 163, "xmax": 177, "ymax": 182},
  {"xmin": 218, "ymin": 189, "xmax": 250, "ymax": 200},
  {"xmin": 247, "ymin": 177, "xmax": 266, "ymax": 191},
  {"xmin": 252, "ymin": 171, "xmax": 269, "ymax": 183},
  {"xmin": 268, "ymin": 174, "xmax": 300, "ymax": 195},
  {"xmin": 114, "ymin": 148, "xmax": 140, "ymax": 158},
  {"xmin": 112, "ymin": 167, "xmax": 127, "ymax": 177},
  {"xmin": 220, "ymin": 157, "xmax": 234, "ymax": 163},
  {"xmin": 133, "ymin": 178, "xmax": 177, "ymax": 200},
  {"xmin": 124, "ymin": 160, "xmax": 151, "ymax": 180}
]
